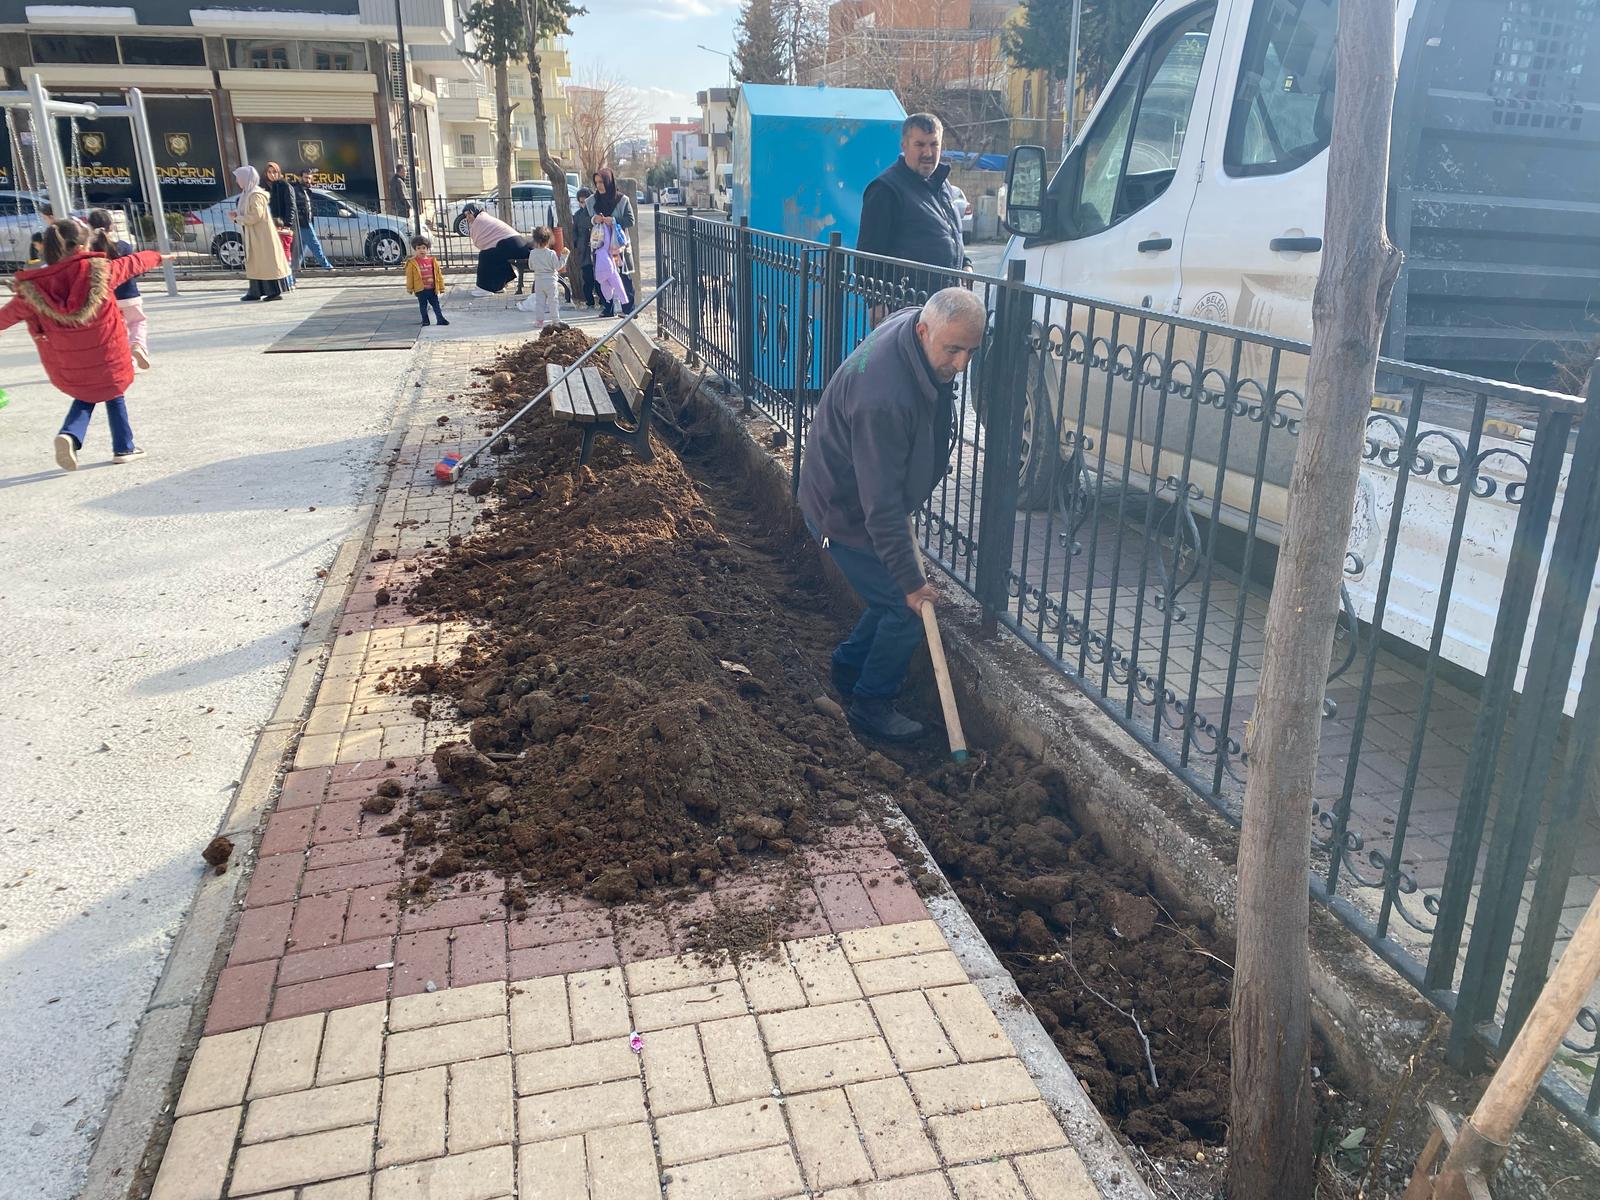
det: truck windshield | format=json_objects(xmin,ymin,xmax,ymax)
[{"xmin": 1225, "ymin": 0, "xmax": 1337, "ymax": 175}]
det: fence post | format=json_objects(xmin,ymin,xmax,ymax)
[
  {"xmin": 684, "ymin": 207, "xmax": 701, "ymax": 360},
  {"xmin": 736, "ymin": 217, "xmax": 754, "ymax": 414},
  {"xmin": 822, "ymin": 231, "xmax": 844, "ymax": 380},
  {"xmin": 790, "ymin": 249, "xmax": 812, "ymax": 497},
  {"xmin": 1449, "ymin": 363, "xmax": 1600, "ymax": 1063},
  {"xmin": 653, "ymin": 201, "xmax": 664, "ymax": 341},
  {"xmin": 974, "ymin": 260, "xmax": 1030, "ymax": 637}
]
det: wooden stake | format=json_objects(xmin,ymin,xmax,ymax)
[
  {"xmin": 1424, "ymin": 886, "xmax": 1600, "ymax": 1198},
  {"xmin": 920, "ymin": 601, "xmax": 967, "ymax": 763}
]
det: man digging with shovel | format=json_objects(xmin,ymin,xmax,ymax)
[{"xmin": 800, "ymin": 287, "xmax": 985, "ymax": 742}]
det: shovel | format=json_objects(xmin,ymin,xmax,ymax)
[
  {"xmin": 920, "ymin": 601, "xmax": 968, "ymax": 763},
  {"xmin": 1405, "ymin": 883, "xmax": 1600, "ymax": 1198}
]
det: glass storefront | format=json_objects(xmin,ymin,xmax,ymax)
[
  {"xmin": 49, "ymin": 94, "xmax": 226, "ymax": 204},
  {"xmin": 238, "ymin": 121, "xmax": 380, "ymax": 208}
]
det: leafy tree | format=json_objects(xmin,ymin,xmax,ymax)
[
  {"xmin": 646, "ymin": 160, "xmax": 678, "ymax": 191},
  {"xmin": 462, "ymin": 0, "xmax": 525, "ymax": 221},
  {"xmin": 1004, "ymin": 0, "xmax": 1155, "ymax": 116},
  {"xmin": 735, "ymin": 0, "xmax": 787, "ymax": 83}
]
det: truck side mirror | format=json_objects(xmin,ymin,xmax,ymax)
[{"xmin": 1004, "ymin": 145, "xmax": 1047, "ymax": 237}]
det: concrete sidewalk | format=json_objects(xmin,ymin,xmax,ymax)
[{"xmin": 142, "ymin": 300, "xmax": 1116, "ymax": 1200}]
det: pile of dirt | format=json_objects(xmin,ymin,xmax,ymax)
[
  {"xmin": 388, "ymin": 325, "xmax": 1236, "ymax": 1159},
  {"xmin": 396, "ymin": 326, "xmax": 883, "ymax": 908}
]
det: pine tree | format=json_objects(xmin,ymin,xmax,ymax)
[
  {"xmin": 734, "ymin": 0, "xmax": 788, "ymax": 84},
  {"xmin": 1003, "ymin": 0, "xmax": 1155, "ymax": 111}
]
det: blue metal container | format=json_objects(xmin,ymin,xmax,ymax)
[
  {"xmin": 731, "ymin": 84, "xmax": 905, "ymax": 245},
  {"xmin": 733, "ymin": 84, "xmax": 905, "ymax": 395}
]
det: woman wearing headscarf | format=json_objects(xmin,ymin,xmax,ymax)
[
  {"xmin": 464, "ymin": 205, "xmax": 533, "ymax": 297},
  {"xmin": 232, "ymin": 166, "xmax": 289, "ymax": 302},
  {"xmin": 585, "ymin": 169, "xmax": 634, "ymax": 316}
]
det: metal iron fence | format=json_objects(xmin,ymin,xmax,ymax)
[{"xmin": 656, "ymin": 207, "xmax": 1600, "ymax": 1139}]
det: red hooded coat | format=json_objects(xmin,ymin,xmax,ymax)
[{"xmin": 0, "ymin": 250, "xmax": 161, "ymax": 403}]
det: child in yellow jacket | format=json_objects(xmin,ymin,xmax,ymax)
[{"xmin": 405, "ymin": 236, "xmax": 449, "ymax": 326}]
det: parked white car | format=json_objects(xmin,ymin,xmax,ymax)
[
  {"xmin": 180, "ymin": 189, "xmax": 410, "ymax": 268},
  {"xmin": 0, "ymin": 190, "xmax": 119, "ymax": 265},
  {"xmin": 948, "ymin": 183, "xmax": 974, "ymax": 236},
  {"xmin": 441, "ymin": 180, "xmax": 581, "ymax": 237}
]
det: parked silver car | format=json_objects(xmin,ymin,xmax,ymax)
[
  {"xmin": 440, "ymin": 180, "xmax": 581, "ymax": 238},
  {"xmin": 180, "ymin": 189, "xmax": 410, "ymax": 268}
]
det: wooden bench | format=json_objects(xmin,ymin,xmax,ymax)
[{"xmin": 548, "ymin": 318, "xmax": 660, "ymax": 468}]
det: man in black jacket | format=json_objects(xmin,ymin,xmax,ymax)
[
  {"xmin": 292, "ymin": 168, "xmax": 333, "ymax": 269},
  {"xmin": 799, "ymin": 287, "xmax": 985, "ymax": 741},
  {"xmin": 264, "ymin": 161, "xmax": 299, "ymax": 285},
  {"xmin": 857, "ymin": 114, "xmax": 969, "ymax": 323}
]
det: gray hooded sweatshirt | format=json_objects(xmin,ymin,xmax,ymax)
[{"xmin": 798, "ymin": 306, "xmax": 955, "ymax": 594}]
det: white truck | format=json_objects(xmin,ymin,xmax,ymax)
[{"xmin": 996, "ymin": 0, "xmax": 1600, "ymax": 711}]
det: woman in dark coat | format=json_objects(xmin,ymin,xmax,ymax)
[{"xmin": 585, "ymin": 169, "xmax": 635, "ymax": 316}]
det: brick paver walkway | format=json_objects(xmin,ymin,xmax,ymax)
[{"xmin": 146, "ymin": 307, "xmax": 1106, "ymax": 1200}]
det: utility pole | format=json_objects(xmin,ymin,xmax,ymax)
[
  {"xmin": 394, "ymin": 0, "xmax": 422, "ymax": 237},
  {"xmin": 1227, "ymin": 0, "xmax": 1403, "ymax": 1192}
]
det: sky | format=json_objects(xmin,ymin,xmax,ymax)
[{"xmin": 564, "ymin": 0, "xmax": 742, "ymax": 128}]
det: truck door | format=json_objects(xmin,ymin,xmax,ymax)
[
  {"xmin": 1012, "ymin": 2, "xmax": 1222, "ymax": 506},
  {"xmin": 1033, "ymin": 3, "xmax": 1220, "ymax": 315},
  {"xmin": 1179, "ymin": 0, "xmax": 1336, "ymax": 373},
  {"xmin": 1170, "ymin": 0, "xmax": 1336, "ymax": 531}
]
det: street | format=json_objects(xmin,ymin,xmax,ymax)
[{"xmin": 0, "ymin": 280, "xmax": 410, "ymax": 1198}]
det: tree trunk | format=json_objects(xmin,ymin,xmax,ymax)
[
  {"xmin": 521, "ymin": 37, "xmax": 581, "ymax": 299},
  {"xmin": 1226, "ymin": 0, "xmax": 1402, "ymax": 1194},
  {"xmin": 494, "ymin": 58, "xmax": 513, "ymax": 224}
]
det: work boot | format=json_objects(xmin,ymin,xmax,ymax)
[
  {"xmin": 848, "ymin": 697, "xmax": 924, "ymax": 743},
  {"xmin": 830, "ymin": 660, "xmax": 860, "ymax": 698}
]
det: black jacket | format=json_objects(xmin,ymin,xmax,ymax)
[
  {"xmin": 267, "ymin": 177, "xmax": 299, "ymax": 229},
  {"xmin": 857, "ymin": 158, "xmax": 966, "ymax": 272},
  {"xmin": 572, "ymin": 204, "xmax": 593, "ymax": 267},
  {"xmin": 798, "ymin": 306, "xmax": 955, "ymax": 593},
  {"xmin": 291, "ymin": 179, "xmax": 316, "ymax": 229}
]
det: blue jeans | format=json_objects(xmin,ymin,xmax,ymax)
[
  {"xmin": 416, "ymin": 289, "xmax": 445, "ymax": 323},
  {"xmin": 300, "ymin": 224, "xmax": 333, "ymax": 269},
  {"xmin": 807, "ymin": 520, "xmax": 922, "ymax": 701},
  {"xmin": 61, "ymin": 396, "xmax": 134, "ymax": 456}
]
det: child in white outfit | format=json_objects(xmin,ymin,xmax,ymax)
[{"xmin": 517, "ymin": 226, "xmax": 563, "ymax": 326}]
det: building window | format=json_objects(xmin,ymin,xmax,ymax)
[
  {"xmin": 306, "ymin": 41, "xmax": 367, "ymax": 71},
  {"xmin": 458, "ymin": 133, "xmax": 477, "ymax": 155},
  {"xmin": 119, "ymin": 36, "xmax": 206, "ymax": 67},
  {"xmin": 1022, "ymin": 78, "xmax": 1033, "ymax": 117},
  {"xmin": 30, "ymin": 34, "xmax": 118, "ymax": 64},
  {"xmin": 231, "ymin": 40, "xmax": 296, "ymax": 69}
]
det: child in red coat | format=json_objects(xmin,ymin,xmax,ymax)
[{"xmin": 0, "ymin": 218, "xmax": 163, "ymax": 469}]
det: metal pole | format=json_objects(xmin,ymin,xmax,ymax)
[
  {"xmin": 126, "ymin": 89, "xmax": 177, "ymax": 297},
  {"xmin": 26, "ymin": 76, "xmax": 74, "ymax": 217},
  {"xmin": 1063, "ymin": 0, "xmax": 1082, "ymax": 153},
  {"xmin": 393, "ymin": 0, "xmax": 422, "ymax": 238}
]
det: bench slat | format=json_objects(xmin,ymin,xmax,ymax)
[
  {"xmin": 618, "ymin": 321, "xmax": 657, "ymax": 367},
  {"xmin": 578, "ymin": 367, "xmax": 617, "ymax": 423},
  {"xmin": 548, "ymin": 364, "xmax": 586, "ymax": 419}
]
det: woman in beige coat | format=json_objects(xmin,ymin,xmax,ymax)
[{"xmin": 232, "ymin": 165, "xmax": 288, "ymax": 302}]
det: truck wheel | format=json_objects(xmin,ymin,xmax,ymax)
[{"xmin": 1016, "ymin": 369, "xmax": 1060, "ymax": 510}]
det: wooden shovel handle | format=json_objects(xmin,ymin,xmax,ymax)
[{"xmin": 920, "ymin": 601, "xmax": 968, "ymax": 762}]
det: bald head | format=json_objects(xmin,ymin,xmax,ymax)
[{"xmin": 917, "ymin": 287, "xmax": 986, "ymax": 382}]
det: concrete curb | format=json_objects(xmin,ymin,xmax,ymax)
[
  {"xmin": 662, "ymin": 357, "xmax": 1155, "ymax": 1200},
  {"xmin": 80, "ymin": 356, "xmax": 428, "ymax": 1200},
  {"xmin": 887, "ymin": 812, "xmax": 1155, "ymax": 1200}
]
